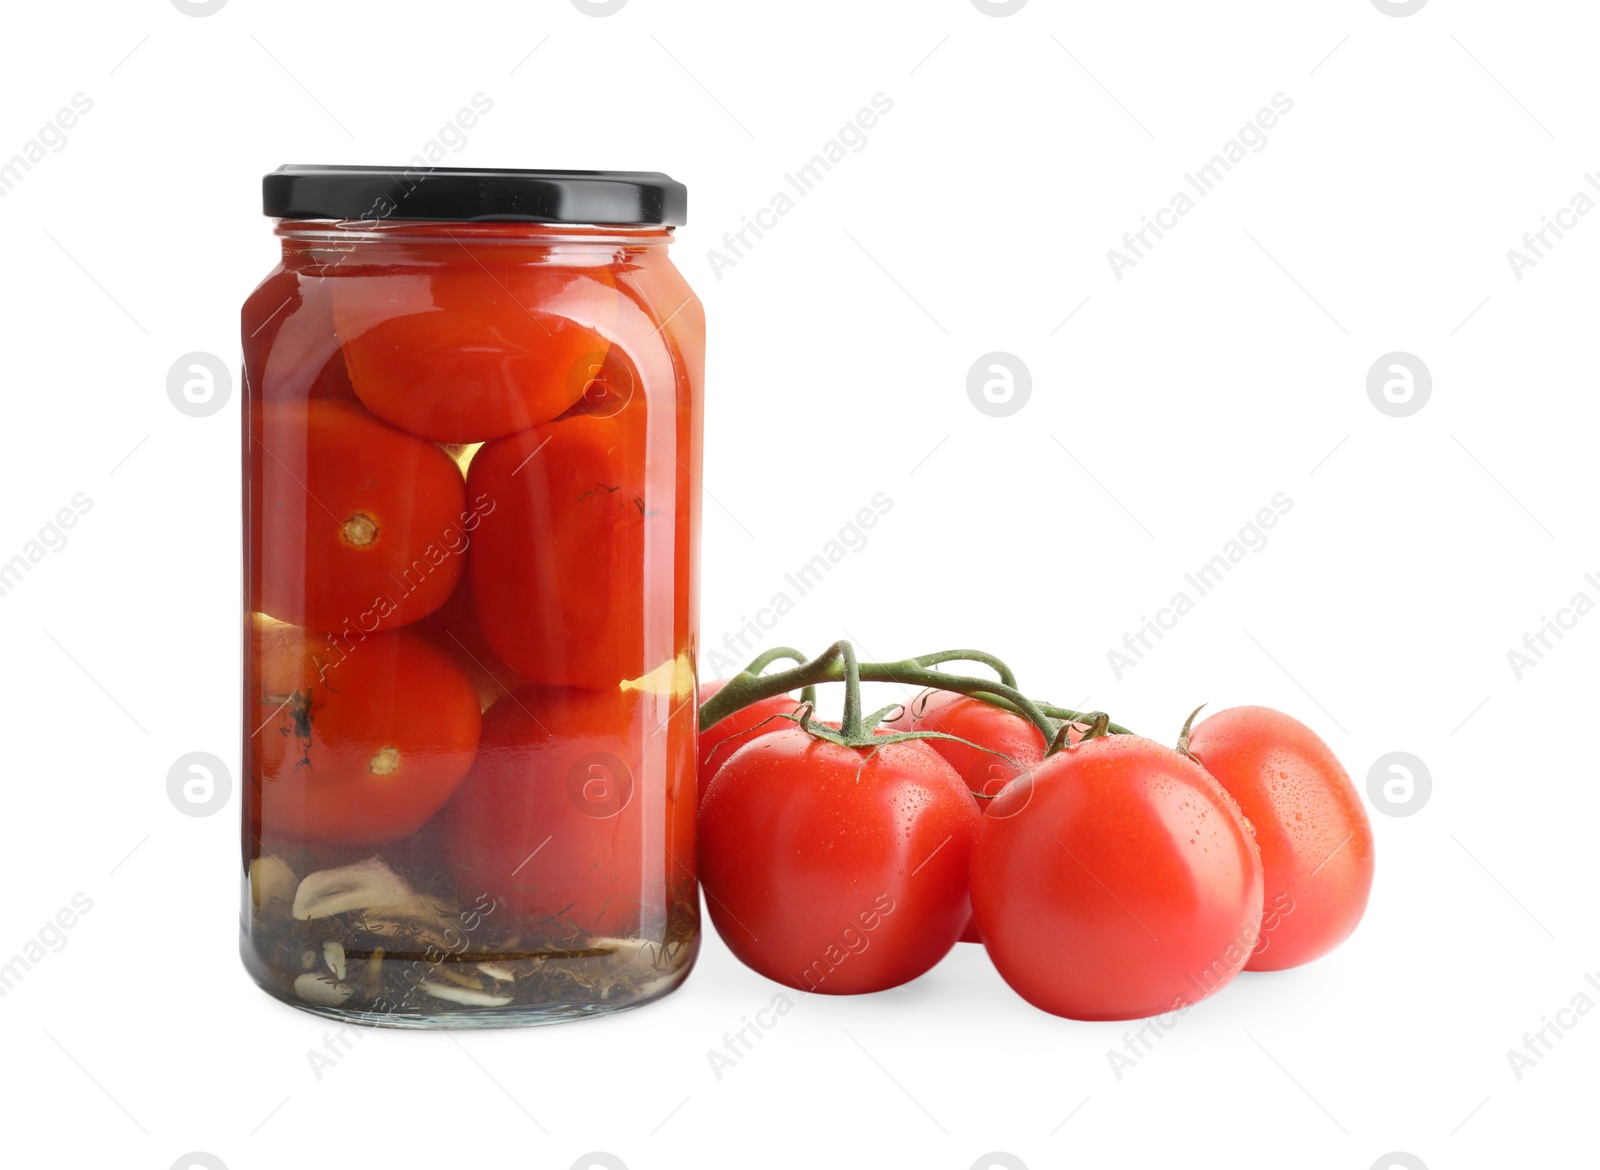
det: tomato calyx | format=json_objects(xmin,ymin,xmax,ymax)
[
  {"xmin": 1046, "ymin": 710, "xmax": 1114, "ymax": 753},
  {"xmin": 261, "ymin": 687, "xmax": 317, "ymax": 771},
  {"xmin": 1174, "ymin": 702, "xmax": 1209, "ymax": 763}
]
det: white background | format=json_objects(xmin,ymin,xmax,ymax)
[{"xmin": 0, "ymin": 1, "xmax": 1595, "ymax": 1167}]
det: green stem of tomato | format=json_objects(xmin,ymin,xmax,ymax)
[
  {"xmin": 745, "ymin": 646, "xmax": 809, "ymax": 675},
  {"xmin": 890, "ymin": 687, "xmax": 1136, "ymax": 740},
  {"xmin": 906, "ymin": 650, "xmax": 1019, "ymax": 690},
  {"xmin": 699, "ymin": 641, "xmax": 1066, "ymax": 747},
  {"xmin": 838, "ymin": 641, "xmax": 865, "ymax": 739},
  {"xmin": 702, "ymin": 646, "xmax": 815, "ymax": 730},
  {"xmin": 1023, "ymin": 699, "xmax": 1135, "ymax": 738}
]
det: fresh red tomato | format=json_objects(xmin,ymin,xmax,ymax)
[
  {"xmin": 888, "ymin": 689, "xmax": 1047, "ymax": 800},
  {"xmin": 250, "ymin": 620, "xmax": 481, "ymax": 846},
  {"xmin": 696, "ymin": 680, "xmax": 801, "ymax": 802},
  {"xmin": 698, "ymin": 726, "xmax": 979, "ymax": 994},
  {"xmin": 467, "ymin": 412, "xmax": 672, "ymax": 689},
  {"xmin": 971, "ymin": 735, "xmax": 1264, "ymax": 1020},
  {"xmin": 250, "ymin": 402, "xmax": 469, "ymax": 633},
  {"xmin": 888, "ymin": 689, "xmax": 1049, "ymax": 944},
  {"xmin": 1184, "ymin": 707, "xmax": 1374, "ymax": 970},
  {"xmin": 332, "ymin": 261, "xmax": 628, "ymax": 442},
  {"xmin": 444, "ymin": 684, "xmax": 693, "ymax": 939}
]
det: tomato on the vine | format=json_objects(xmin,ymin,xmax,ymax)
[
  {"xmin": 250, "ymin": 620, "xmax": 482, "ymax": 846},
  {"xmin": 970, "ymin": 734, "xmax": 1263, "ymax": 1021},
  {"xmin": 889, "ymin": 689, "xmax": 1047, "ymax": 799},
  {"xmin": 1184, "ymin": 706, "xmax": 1374, "ymax": 970},
  {"xmin": 698, "ymin": 726, "xmax": 979, "ymax": 994},
  {"xmin": 444, "ymin": 684, "xmax": 693, "ymax": 939},
  {"xmin": 250, "ymin": 402, "xmax": 468, "ymax": 633},
  {"xmin": 888, "ymin": 689, "xmax": 1048, "ymax": 943},
  {"xmin": 695, "ymin": 679, "xmax": 800, "ymax": 802}
]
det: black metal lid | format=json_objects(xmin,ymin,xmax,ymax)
[{"xmin": 262, "ymin": 165, "xmax": 687, "ymax": 225}]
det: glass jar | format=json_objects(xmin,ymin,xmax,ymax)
[{"xmin": 239, "ymin": 167, "xmax": 703, "ymax": 1027}]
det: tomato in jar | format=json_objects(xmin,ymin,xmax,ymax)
[
  {"xmin": 249, "ymin": 400, "xmax": 469, "ymax": 633},
  {"xmin": 443, "ymin": 682, "xmax": 696, "ymax": 940},
  {"xmin": 332, "ymin": 260, "xmax": 632, "ymax": 443},
  {"xmin": 250, "ymin": 617, "xmax": 482, "ymax": 847}
]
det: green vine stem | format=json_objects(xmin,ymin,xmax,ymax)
[
  {"xmin": 907, "ymin": 650, "xmax": 1019, "ymax": 690},
  {"xmin": 700, "ymin": 641, "xmax": 1065, "ymax": 747},
  {"xmin": 744, "ymin": 646, "xmax": 809, "ymax": 675},
  {"xmin": 1038, "ymin": 703, "xmax": 1131, "ymax": 735},
  {"xmin": 902, "ymin": 687, "xmax": 1136, "ymax": 739},
  {"xmin": 838, "ymin": 641, "xmax": 865, "ymax": 737},
  {"xmin": 712, "ymin": 645, "xmax": 818, "ymax": 717}
]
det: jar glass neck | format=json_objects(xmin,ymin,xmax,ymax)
[{"xmin": 273, "ymin": 219, "xmax": 673, "ymax": 266}]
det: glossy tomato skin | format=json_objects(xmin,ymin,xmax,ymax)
[
  {"xmin": 695, "ymin": 680, "xmax": 800, "ymax": 803},
  {"xmin": 251, "ymin": 402, "xmax": 469, "ymax": 633},
  {"xmin": 971, "ymin": 735, "xmax": 1264, "ymax": 1021},
  {"xmin": 443, "ymin": 684, "xmax": 695, "ymax": 940},
  {"xmin": 889, "ymin": 690, "xmax": 1048, "ymax": 943},
  {"xmin": 250, "ymin": 620, "xmax": 482, "ymax": 846},
  {"xmin": 889, "ymin": 690, "xmax": 1047, "ymax": 797},
  {"xmin": 698, "ymin": 727, "xmax": 979, "ymax": 994},
  {"xmin": 1186, "ymin": 707, "xmax": 1374, "ymax": 971}
]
